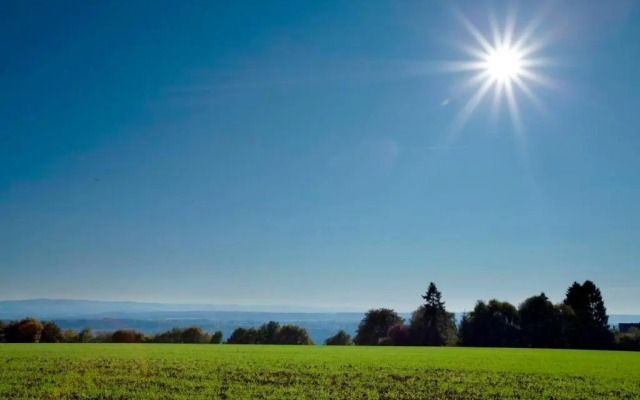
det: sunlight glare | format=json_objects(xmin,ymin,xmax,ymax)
[
  {"xmin": 485, "ymin": 48, "xmax": 523, "ymax": 82},
  {"xmin": 442, "ymin": 8, "xmax": 555, "ymax": 140}
]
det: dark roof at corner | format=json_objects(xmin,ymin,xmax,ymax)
[{"xmin": 619, "ymin": 323, "xmax": 640, "ymax": 333}]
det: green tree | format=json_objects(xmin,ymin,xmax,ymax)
[
  {"xmin": 153, "ymin": 327, "xmax": 186, "ymax": 343},
  {"xmin": 410, "ymin": 305, "xmax": 458, "ymax": 346},
  {"xmin": 614, "ymin": 328, "xmax": 640, "ymax": 351},
  {"xmin": 94, "ymin": 331, "xmax": 113, "ymax": 343},
  {"xmin": 258, "ymin": 321, "xmax": 281, "ymax": 344},
  {"xmin": 275, "ymin": 324, "xmax": 314, "ymax": 345},
  {"xmin": 4, "ymin": 317, "xmax": 43, "ymax": 343},
  {"xmin": 226, "ymin": 327, "xmax": 260, "ymax": 344},
  {"xmin": 0, "ymin": 320, "xmax": 5, "ymax": 343},
  {"xmin": 210, "ymin": 330, "xmax": 224, "ymax": 344},
  {"xmin": 354, "ymin": 308, "xmax": 403, "ymax": 345},
  {"xmin": 411, "ymin": 282, "xmax": 457, "ymax": 346},
  {"xmin": 79, "ymin": 327, "xmax": 94, "ymax": 343},
  {"xmin": 519, "ymin": 293, "xmax": 563, "ymax": 348},
  {"xmin": 61, "ymin": 329, "xmax": 79, "ymax": 343},
  {"xmin": 459, "ymin": 300, "xmax": 519, "ymax": 347},
  {"xmin": 387, "ymin": 324, "xmax": 412, "ymax": 346},
  {"xmin": 111, "ymin": 329, "xmax": 144, "ymax": 343},
  {"xmin": 564, "ymin": 281, "xmax": 608, "ymax": 328},
  {"xmin": 324, "ymin": 330, "xmax": 353, "ymax": 345},
  {"xmin": 553, "ymin": 303, "xmax": 579, "ymax": 348},
  {"xmin": 563, "ymin": 280, "xmax": 612, "ymax": 349},
  {"xmin": 181, "ymin": 326, "xmax": 205, "ymax": 343},
  {"xmin": 40, "ymin": 321, "xmax": 62, "ymax": 343}
]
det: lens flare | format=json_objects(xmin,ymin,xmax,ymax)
[
  {"xmin": 441, "ymin": 8, "xmax": 555, "ymax": 141},
  {"xmin": 485, "ymin": 48, "xmax": 523, "ymax": 82}
]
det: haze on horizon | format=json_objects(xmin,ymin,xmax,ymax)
[{"xmin": 1, "ymin": 0, "xmax": 639, "ymax": 314}]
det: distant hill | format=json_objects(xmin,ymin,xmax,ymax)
[
  {"xmin": 0, "ymin": 298, "xmax": 361, "ymax": 320},
  {"xmin": 0, "ymin": 299, "xmax": 369, "ymax": 344}
]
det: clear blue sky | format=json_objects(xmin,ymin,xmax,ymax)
[{"xmin": 1, "ymin": 0, "xmax": 639, "ymax": 313}]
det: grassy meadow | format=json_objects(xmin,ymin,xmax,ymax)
[{"xmin": 1, "ymin": 344, "xmax": 639, "ymax": 399}]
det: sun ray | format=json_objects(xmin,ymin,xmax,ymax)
[
  {"xmin": 512, "ymin": 75, "xmax": 546, "ymax": 115},
  {"xmin": 519, "ymin": 57, "xmax": 556, "ymax": 68},
  {"xmin": 459, "ymin": 43, "xmax": 494, "ymax": 61},
  {"xmin": 491, "ymin": 80, "xmax": 505, "ymax": 121},
  {"xmin": 447, "ymin": 70, "xmax": 494, "ymax": 105},
  {"xmin": 463, "ymin": 69, "xmax": 494, "ymax": 88},
  {"xmin": 517, "ymin": 35, "xmax": 552, "ymax": 59},
  {"xmin": 444, "ymin": 69, "xmax": 494, "ymax": 107},
  {"xmin": 489, "ymin": 10, "xmax": 503, "ymax": 49},
  {"xmin": 518, "ymin": 69, "xmax": 556, "ymax": 89},
  {"xmin": 511, "ymin": 13, "xmax": 544, "ymax": 52},
  {"xmin": 512, "ymin": 76, "xmax": 538, "ymax": 105},
  {"xmin": 450, "ymin": 75, "xmax": 496, "ymax": 138},
  {"xmin": 438, "ymin": 7, "xmax": 554, "ymax": 139},
  {"xmin": 504, "ymin": 80, "xmax": 524, "ymax": 142},
  {"xmin": 434, "ymin": 60, "xmax": 487, "ymax": 73},
  {"xmin": 503, "ymin": 5, "xmax": 517, "ymax": 49},
  {"xmin": 456, "ymin": 12, "xmax": 494, "ymax": 55}
]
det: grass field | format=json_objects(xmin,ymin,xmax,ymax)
[{"xmin": 1, "ymin": 344, "xmax": 639, "ymax": 399}]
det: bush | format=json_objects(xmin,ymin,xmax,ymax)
[
  {"xmin": 181, "ymin": 326, "xmax": 205, "ymax": 343},
  {"xmin": 112, "ymin": 329, "xmax": 144, "ymax": 343},
  {"xmin": 275, "ymin": 325, "xmax": 314, "ymax": 345},
  {"xmin": 4, "ymin": 317, "xmax": 43, "ymax": 343},
  {"xmin": 459, "ymin": 300, "xmax": 520, "ymax": 347},
  {"xmin": 40, "ymin": 321, "xmax": 62, "ymax": 343},
  {"xmin": 324, "ymin": 330, "xmax": 352, "ymax": 345},
  {"xmin": 61, "ymin": 329, "xmax": 80, "ymax": 343},
  {"xmin": 79, "ymin": 327, "xmax": 94, "ymax": 343},
  {"xmin": 94, "ymin": 331, "xmax": 113, "ymax": 343},
  {"xmin": 258, "ymin": 321, "xmax": 281, "ymax": 344},
  {"xmin": 614, "ymin": 328, "xmax": 640, "ymax": 351},
  {"xmin": 153, "ymin": 327, "xmax": 185, "ymax": 343},
  {"xmin": 387, "ymin": 324, "xmax": 412, "ymax": 346},
  {"xmin": 226, "ymin": 324, "xmax": 313, "ymax": 345},
  {"xmin": 354, "ymin": 309, "xmax": 403, "ymax": 345},
  {"xmin": 226, "ymin": 327, "xmax": 260, "ymax": 344},
  {"xmin": 211, "ymin": 331, "xmax": 224, "ymax": 344}
]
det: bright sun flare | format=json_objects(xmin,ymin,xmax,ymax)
[
  {"xmin": 442, "ymin": 8, "xmax": 555, "ymax": 139},
  {"xmin": 485, "ymin": 48, "xmax": 523, "ymax": 82}
]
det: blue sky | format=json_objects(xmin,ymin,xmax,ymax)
[{"xmin": 1, "ymin": 0, "xmax": 639, "ymax": 313}]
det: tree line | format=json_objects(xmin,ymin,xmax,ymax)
[
  {"xmin": 328, "ymin": 280, "xmax": 638, "ymax": 351},
  {"xmin": 1, "ymin": 280, "xmax": 638, "ymax": 350},
  {"xmin": 0, "ymin": 319, "xmax": 315, "ymax": 345},
  {"xmin": 0, "ymin": 320, "xmax": 226, "ymax": 344}
]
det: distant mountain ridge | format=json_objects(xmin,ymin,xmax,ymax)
[
  {"xmin": 0, "ymin": 299, "xmax": 371, "ymax": 344},
  {"xmin": 1, "ymin": 299, "xmax": 639, "ymax": 322},
  {"xmin": 0, "ymin": 298, "xmax": 364, "ymax": 319}
]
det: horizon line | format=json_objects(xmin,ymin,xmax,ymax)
[{"xmin": 1, "ymin": 298, "xmax": 639, "ymax": 316}]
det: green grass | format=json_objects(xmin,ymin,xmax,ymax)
[{"xmin": 1, "ymin": 344, "xmax": 639, "ymax": 399}]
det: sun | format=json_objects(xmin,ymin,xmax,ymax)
[
  {"xmin": 441, "ymin": 8, "xmax": 555, "ymax": 139},
  {"xmin": 485, "ymin": 47, "xmax": 523, "ymax": 82}
]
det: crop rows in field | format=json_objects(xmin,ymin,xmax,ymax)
[{"xmin": 1, "ymin": 344, "xmax": 639, "ymax": 399}]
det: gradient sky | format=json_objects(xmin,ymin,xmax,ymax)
[{"xmin": 1, "ymin": 1, "xmax": 639, "ymax": 313}]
